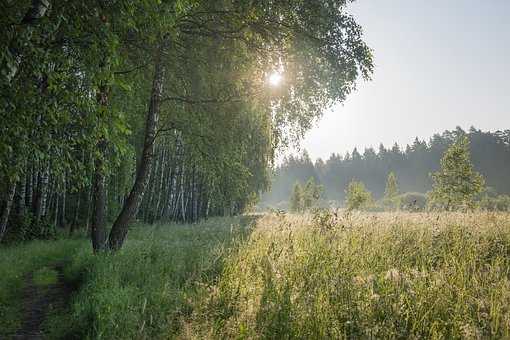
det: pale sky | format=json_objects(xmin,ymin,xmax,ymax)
[{"xmin": 301, "ymin": 0, "xmax": 510, "ymax": 161}]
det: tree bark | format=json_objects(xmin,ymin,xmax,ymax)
[
  {"xmin": 33, "ymin": 162, "xmax": 49, "ymax": 222},
  {"xmin": 91, "ymin": 140, "xmax": 107, "ymax": 252},
  {"xmin": 58, "ymin": 176, "xmax": 66, "ymax": 228},
  {"xmin": 25, "ymin": 164, "xmax": 33, "ymax": 209},
  {"xmin": 108, "ymin": 42, "xmax": 166, "ymax": 251},
  {"xmin": 0, "ymin": 180, "xmax": 16, "ymax": 242},
  {"xmin": 15, "ymin": 171, "xmax": 27, "ymax": 218},
  {"xmin": 90, "ymin": 79, "xmax": 109, "ymax": 252}
]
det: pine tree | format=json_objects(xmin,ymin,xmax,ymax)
[
  {"xmin": 383, "ymin": 172, "xmax": 400, "ymax": 210},
  {"xmin": 429, "ymin": 136, "xmax": 485, "ymax": 210},
  {"xmin": 290, "ymin": 182, "xmax": 304, "ymax": 212}
]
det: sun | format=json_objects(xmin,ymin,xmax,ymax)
[{"xmin": 268, "ymin": 72, "xmax": 283, "ymax": 86}]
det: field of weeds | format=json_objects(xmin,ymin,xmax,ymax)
[{"xmin": 189, "ymin": 211, "xmax": 510, "ymax": 339}]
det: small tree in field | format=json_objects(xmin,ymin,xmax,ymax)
[
  {"xmin": 303, "ymin": 177, "xmax": 323, "ymax": 210},
  {"xmin": 429, "ymin": 136, "xmax": 485, "ymax": 210},
  {"xmin": 345, "ymin": 180, "xmax": 372, "ymax": 211},
  {"xmin": 383, "ymin": 172, "xmax": 400, "ymax": 210},
  {"xmin": 290, "ymin": 182, "xmax": 304, "ymax": 212}
]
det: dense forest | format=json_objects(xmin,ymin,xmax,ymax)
[
  {"xmin": 0, "ymin": 1, "xmax": 372, "ymax": 249},
  {"xmin": 262, "ymin": 127, "xmax": 510, "ymax": 205}
]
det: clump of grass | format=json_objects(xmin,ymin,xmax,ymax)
[{"xmin": 189, "ymin": 212, "xmax": 510, "ymax": 339}]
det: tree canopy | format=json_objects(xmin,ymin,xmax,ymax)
[
  {"xmin": 1, "ymin": 0, "xmax": 373, "ymax": 248},
  {"xmin": 428, "ymin": 136, "xmax": 485, "ymax": 210}
]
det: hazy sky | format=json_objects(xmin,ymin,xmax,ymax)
[{"xmin": 301, "ymin": 0, "xmax": 510, "ymax": 161}]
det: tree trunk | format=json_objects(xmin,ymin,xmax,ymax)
[
  {"xmin": 25, "ymin": 164, "xmax": 33, "ymax": 209},
  {"xmin": 33, "ymin": 162, "xmax": 49, "ymax": 222},
  {"xmin": 108, "ymin": 42, "xmax": 166, "ymax": 251},
  {"xmin": 15, "ymin": 172, "xmax": 26, "ymax": 218},
  {"xmin": 91, "ymin": 141, "xmax": 107, "ymax": 252},
  {"xmin": 58, "ymin": 176, "xmax": 66, "ymax": 228},
  {"xmin": 69, "ymin": 191, "xmax": 80, "ymax": 235},
  {"xmin": 0, "ymin": 180, "xmax": 16, "ymax": 242},
  {"xmin": 91, "ymin": 80, "xmax": 109, "ymax": 252}
]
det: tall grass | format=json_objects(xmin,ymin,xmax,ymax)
[
  {"xmin": 4, "ymin": 213, "xmax": 510, "ymax": 339},
  {"xmin": 67, "ymin": 216, "xmax": 251, "ymax": 339},
  {"xmin": 189, "ymin": 212, "xmax": 510, "ymax": 339}
]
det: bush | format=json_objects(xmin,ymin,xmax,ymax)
[
  {"xmin": 480, "ymin": 194, "xmax": 510, "ymax": 211},
  {"xmin": 399, "ymin": 192, "xmax": 427, "ymax": 211}
]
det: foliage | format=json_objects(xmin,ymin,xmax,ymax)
[
  {"xmin": 290, "ymin": 177, "xmax": 323, "ymax": 212},
  {"xmin": 398, "ymin": 192, "xmax": 427, "ymax": 211},
  {"xmin": 290, "ymin": 182, "xmax": 304, "ymax": 212},
  {"xmin": 303, "ymin": 177, "xmax": 323, "ymax": 210},
  {"xmin": 345, "ymin": 180, "xmax": 373, "ymax": 210},
  {"xmin": 429, "ymin": 136, "xmax": 485, "ymax": 210},
  {"xmin": 382, "ymin": 172, "xmax": 400, "ymax": 210},
  {"xmin": 1, "ymin": 0, "xmax": 374, "ymax": 246},
  {"xmin": 263, "ymin": 127, "xmax": 510, "ymax": 204},
  {"xmin": 480, "ymin": 194, "xmax": 510, "ymax": 212}
]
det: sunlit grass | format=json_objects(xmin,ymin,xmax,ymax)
[{"xmin": 188, "ymin": 212, "xmax": 510, "ymax": 339}]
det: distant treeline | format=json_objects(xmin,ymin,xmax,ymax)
[{"xmin": 262, "ymin": 127, "xmax": 510, "ymax": 204}]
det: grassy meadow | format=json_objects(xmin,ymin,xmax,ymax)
[{"xmin": 2, "ymin": 212, "xmax": 510, "ymax": 339}]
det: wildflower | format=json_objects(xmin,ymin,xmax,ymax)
[{"xmin": 384, "ymin": 268, "xmax": 402, "ymax": 283}]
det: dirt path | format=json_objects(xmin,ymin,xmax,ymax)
[{"xmin": 11, "ymin": 264, "xmax": 75, "ymax": 340}]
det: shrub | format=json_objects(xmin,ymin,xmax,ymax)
[{"xmin": 399, "ymin": 192, "xmax": 427, "ymax": 211}]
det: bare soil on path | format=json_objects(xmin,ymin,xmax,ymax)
[{"xmin": 10, "ymin": 264, "xmax": 75, "ymax": 340}]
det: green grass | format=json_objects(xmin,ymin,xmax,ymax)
[
  {"xmin": 0, "ymin": 238, "xmax": 87, "ymax": 337},
  {"xmin": 66, "ymin": 216, "xmax": 252, "ymax": 339},
  {"xmin": 4, "ymin": 213, "xmax": 510, "ymax": 339},
  {"xmin": 32, "ymin": 267, "xmax": 59, "ymax": 286}
]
